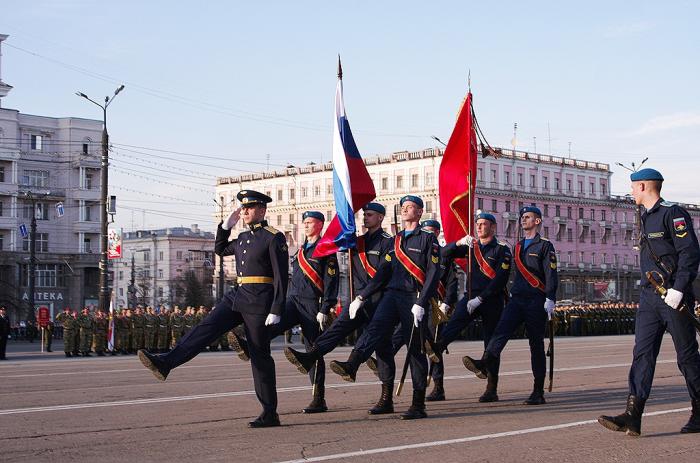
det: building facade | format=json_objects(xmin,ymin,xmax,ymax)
[
  {"xmin": 111, "ymin": 225, "xmax": 215, "ymax": 309},
  {"xmin": 216, "ymin": 147, "xmax": 700, "ymax": 302},
  {"xmin": 0, "ymin": 34, "xmax": 104, "ymax": 321}
]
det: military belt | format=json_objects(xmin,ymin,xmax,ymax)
[{"xmin": 237, "ymin": 276, "xmax": 274, "ymax": 285}]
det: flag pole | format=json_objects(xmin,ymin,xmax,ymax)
[{"xmin": 467, "ymin": 171, "xmax": 473, "ymax": 302}]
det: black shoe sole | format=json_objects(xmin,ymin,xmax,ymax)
[
  {"xmin": 248, "ymin": 420, "xmax": 281, "ymax": 428},
  {"xmin": 400, "ymin": 411, "xmax": 428, "ymax": 420},
  {"xmin": 368, "ymin": 406, "xmax": 394, "ymax": 415},
  {"xmin": 284, "ymin": 348, "xmax": 311, "ymax": 375},
  {"xmin": 462, "ymin": 356, "xmax": 487, "ymax": 379},
  {"xmin": 478, "ymin": 394, "xmax": 499, "ymax": 403},
  {"xmin": 302, "ymin": 407, "xmax": 328, "ymax": 414},
  {"xmin": 330, "ymin": 361, "xmax": 356, "ymax": 383},
  {"xmin": 228, "ymin": 332, "xmax": 250, "ymax": 362},
  {"xmin": 597, "ymin": 417, "xmax": 640, "ymax": 436},
  {"xmin": 138, "ymin": 350, "xmax": 168, "ymax": 381}
]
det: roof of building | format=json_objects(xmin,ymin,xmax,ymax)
[{"xmin": 124, "ymin": 225, "xmax": 213, "ymax": 240}]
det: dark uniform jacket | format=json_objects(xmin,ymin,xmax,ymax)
[
  {"xmin": 0, "ymin": 314, "xmax": 9, "ymax": 337},
  {"xmin": 351, "ymin": 229, "xmax": 394, "ymax": 293},
  {"xmin": 443, "ymin": 237, "xmax": 512, "ymax": 302},
  {"xmin": 215, "ymin": 220, "xmax": 289, "ymax": 316},
  {"xmin": 360, "ymin": 227, "xmax": 441, "ymax": 309},
  {"xmin": 289, "ymin": 239, "xmax": 339, "ymax": 315},
  {"xmin": 511, "ymin": 234, "xmax": 558, "ymax": 302},
  {"xmin": 640, "ymin": 199, "xmax": 700, "ymax": 293}
]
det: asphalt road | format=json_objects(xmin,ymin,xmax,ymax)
[{"xmin": 1, "ymin": 335, "xmax": 698, "ymax": 462}]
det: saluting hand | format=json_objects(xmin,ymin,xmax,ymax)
[{"xmin": 222, "ymin": 207, "xmax": 241, "ymax": 230}]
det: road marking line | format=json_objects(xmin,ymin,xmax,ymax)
[
  {"xmin": 0, "ymin": 359, "xmax": 678, "ymax": 416},
  {"xmin": 274, "ymin": 407, "xmax": 692, "ymax": 463}
]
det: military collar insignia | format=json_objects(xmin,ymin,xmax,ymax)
[{"xmin": 249, "ymin": 220, "xmax": 268, "ymax": 231}]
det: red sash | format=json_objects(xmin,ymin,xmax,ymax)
[
  {"xmin": 356, "ymin": 235, "xmax": 377, "ymax": 278},
  {"xmin": 514, "ymin": 242, "xmax": 545, "ymax": 292},
  {"xmin": 437, "ymin": 281, "xmax": 446, "ymax": 300},
  {"xmin": 473, "ymin": 242, "xmax": 496, "ymax": 279},
  {"xmin": 298, "ymin": 246, "xmax": 324, "ymax": 293},
  {"xmin": 394, "ymin": 234, "xmax": 427, "ymax": 285}
]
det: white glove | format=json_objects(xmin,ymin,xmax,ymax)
[
  {"xmin": 411, "ymin": 304, "xmax": 425, "ymax": 327},
  {"xmin": 316, "ymin": 312, "xmax": 328, "ymax": 327},
  {"xmin": 348, "ymin": 297, "xmax": 364, "ymax": 319},
  {"xmin": 456, "ymin": 235, "xmax": 475, "ymax": 248},
  {"xmin": 544, "ymin": 298, "xmax": 556, "ymax": 318},
  {"xmin": 467, "ymin": 296, "xmax": 483, "ymax": 314},
  {"xmin": 221, "ymin": 208, "xmax": 241, "ymax": 230},
  {"xmin": 265, "ymin": 313, "xmax": 281, "ymax": 326},
  {"xmin": 664, "ymin": 288, "xmax": 684, "ymax": 310},
  {"xmin": 439, "ymin": 303, "xmax": 450, "ymax": 317}
]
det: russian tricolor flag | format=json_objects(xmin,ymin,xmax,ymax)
[{"xmin": 313, "ymin": 58, "xmax": 375, "ymax": 257}]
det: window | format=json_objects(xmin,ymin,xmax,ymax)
[
  {"xmin": 277, "ymin": 189, "xmax": 283, "ymax": 201},
  {"xmin": 411, "ymin": 174, "xmax": 419, "ymax": 187},
  {"xmin": 327, "ymin": 184, "xmax": 333, "ymax": 195},
  {"xmin": 396, "ymin": 176, "xmax": 403, "ymax": 189},
  {"xmin": 579, "ymin": 226, "xmax": 589, "ymax": 243},
  {"xmin": 33, "ymin": 264, "xmax": 64, "ymax": 287},
  {"xmin": 591, "ymin": 253, "xmax": 596, "ymax": 265},
  {"xmin": 144, "ymin": 251, "xmax": 150, "ymax": 261},
  {"xmin": 159, "ymin": 251, "xmax": 164, "ymax": 261},
  {"xmin": 23, "ymin": 170, "xmax": 49, "ymax": 187},
  {"xmin": 590, "ymin": 182, "xmax": 595, "ymax": 195},
  {"xmin": 566, "ymin": 179, "xmax": 572, "ymax": 192},
  {"xmin": 543, "ymin": 226, "xmax": 549, "ymax": 238},
  {"xmin": 85, "ymin": 204, "xmax": 92, "ymax": 222},
  {"xmin": 82, "ymin": 143, "xmax": 89, "ymax": 155},
  {"xmin": 477, "ymin": 198, "xmax": 484, "ymax": 210},
  {"xmin": 289, "ymin": 213, "xmax": 295, "ymax": 224},
  {"xmin": 601, "ymin": 210, "xmax": 606, "ymax": 221},
  {"xmin": 118, "ymin": 271, "xmax": 123, "ymax": 281},
  {"xmin": 601, "ymin": 182, "xmax": 607, "ymax": 195},
  {"xmin": 530, "ymin": 175, "xmax": 536, "ymax": 188},
  {"xmin": 555, "ymin": 205, "xmax": 561, "ymax": 217},
  {"xmin": 578, "ymin": 208, "xmax": 584, "ymax": 219},
  {"xmin": 579, "ymin": 251, "xmax": 585, "ymax": 264},
  {"xmin": 505, "ymin": 201, "xmax": 511, "ymax": 212},
  {"xmin": 289, "ymin": 188, "xmax": 295, "ymax": 200},
  {"xmin": 567, "ymin": 207, "xmax": 572, "ymax": 219},
  {"xmin": 176, "ymin": 251, "xmax": 183, "ymax": 260},
  {"xmin": 31, "ymin": 134, "xmax": 43, "ymax": 150},
  {"xmin": 425, "ymin": 172, "xmax": 433, "ymax": 186},
  {"xmin": 567, "ymin": 229, "xmax": 573, "ymax": 242},
  {"xmin": 543, "ymin": 204, "xmax": 549, "ymax": 217},
  {"xmin": 589, "ymin": 209, "xmax": 594, "ymax": 220},
  {"xmin": 0, "ymin": 233, "xmax": 3, "ymax": 250},
  {"xmin": 381, "ymin": 177, "xmax": 388, "ymax": 190},
  {"xmin": 301, "ymin": 187, "xmax": 308, "ymax": 198},
  {"xmin": 277, "ymin": 215, "xmax": 282, "ymax": 226},
  {"xmin": 119, "ymin": 288, "xmax": 123, "ymax": 296},
  {"xmin": 22, "ymin": 233, "xmax": 49, "ymax": 252},
  {"xmin": 143, "ymin": 269, "xmax": 150, "ymax": 278},
  {"xmin": 543, "ymin": 176, "xmax": 548, "ymax": 189},
  {"xmin": 490, "ymin": 169, "xmax": 497, "ymax": 183},
  {"xmin": 425, "ymin": 201, "xmax": 433, "ymax": 213},
  {"xmin": 477, "ymin": 169, "xmax": 483, "ymax": 181},
  {"xmin": 591, "ymin": 230, "xmax": 596, "ymax": 244},
  {"xmin": 518, "ymin": 201, "xmax": 524, "ymax": 210},
  {"xmin": 504, "ymin": 171, "xmax": 511, "ymax": 185},
  {"xmin": 158, "ymin": 287, "xmax": 164, "ymax": 297},
  {"xmin": 567, "ymin": 251, "xmax": 573, "ymax": 263},
  {"xmin": 505, "ymin": 221, "xmax": 514, "ymax": 238},
  {"xmin": 158, "ymin": 269, "xmax": 163, "ymax": 278},
  {"xmin": 491, "ymin": 199, "xmax": 498, "ymax": 212},
  {"xmin": 314, "ymin": 186, "xmax": 321, "ymax": 196},
  {"xmin": 84, "ymin": 237, "xmax": 91, "ymax": 253},
  {"xmin": 517, "ymin": 173, "xmax": 523, "ymax": 186},
  {"xmin": 556, "ymin": 224, "xmax": 564, "ymax": 241},
  {"xmin": 85, "ymin": 171, "xmax": 94, "ymax": 189},
  {"xmin": 0, "ymin": 166, "xmax": 4, "ymax": 182},
  {"xmin": 32, "ymin": 202, "xmax": 48, "ymax": 220},
  {"xmin": 578, "ymin": 181, "xmax": 583, "ymax": 193},
  {"xmin": 554, "ymin": 177, "xmax": 560, "ymax": 191}
]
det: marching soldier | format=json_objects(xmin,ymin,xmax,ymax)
[
  {"xmin": 138, "ymin": 190, "xmax": 289, "ymax": 428},
  {"xmin": 599, "ymin": 168, "xmax": 700, "ymax": 435},
  {"xmin": 56, "ymin": 307, "xmax": 77, "ymax": 357},
  {"xmin": 425, "ymin": 212, "xmax": 511, "ymax": 402},
  {"xmin": 235, "ymin": 210, "xmax": 339, "ymax": 414},
  {"xmin": 93, "ymin": 310, "xmax": 108, "ymax": 356},
  {"xmin": 330, "ymin": 195, "xmax": 441, "ymax": 419},
  {"xmin": 157, "ymin": 307, "xmax": 170, "ymax": 353},
  {"xmin": 463, "ymin": 206, "xmax": 558, "ymax": 405},
  {"xmin": 77, "ymin": 307, "xmax": 94, "ymax": 357},
  {"xmin": 282, "ymin": 202, "xmax": 395, "ymax": 414}
]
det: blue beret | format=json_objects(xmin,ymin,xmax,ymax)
[
  {"xmin": 237, "ymin": 190, "xmax": 272, "ymax": 206},
  {"xmin": 520, "ymin": 206, "xmax": 542, "ymax": 217},
  {"xmin": 630, "ymin": 168, "xmax": 664, "ymax": 182},
  {"xmin": 362, "ymin": 202, "xmax": 386, "ymax": 215},
  {"xmin": 476, "ymin": 212, "xmax": 497, "ymax": 224},
  {"xmin": 421, "ymin": 219, "xmax": 441, "ymax": 231},
  {"xmin": 399, "ymin": 195, "xmax": 424, "ymax": 208},
  {"xmin": 302, "ymin": 211, "xmax": 325, "ymax": 222}
]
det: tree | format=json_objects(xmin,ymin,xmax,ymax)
[{"xmin": 183, "ymin": 271, "xmax": 213, "ymax": 308}]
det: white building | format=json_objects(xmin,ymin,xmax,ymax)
[
  {"xmin": 111, "ymin": 225, "xmax": 215, "ymax": 309},
  {"xmin": 0, "ymin": 34, "xmax": 103, "ymax": 321}
]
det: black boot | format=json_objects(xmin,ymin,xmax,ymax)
[
  {"xmin": 65, "ymin": 352, "xmax": 72, "ymax": 358},
  {"xmin": 365, "ymin": 356, "xmax": 380, "ymax": 378},
  {"xmin": 368, "ymin": 382, "xmax": 394, "ymax": 415},
  {"xmin": 401, "ymin": 389, "xmax": 428, "ymax": 420},
  {"xmin": 228, "ymin": 331, "xmax": 249, "ymax": 362},
  {"xmin": 479, "ymin": 372, "xmax": 499, "ymax": 403},
  {"xmin": 284, "ymin": 346, "xmax": 320, "ymax": 375},
  {"xmin": 97, "ymin": 351, "xmax": 105, "ymax": 357},
  {"xmin": 248, "ymin": 411, "xmax": 281, "ymax": 428},
  {"xmin": 462, "ymin": 351, "xmax": 495, "ymax": 380},
  {"xmin": 138, "ymin": 349, "xmax": 171, "ymax": 381},
  {"xmin": 598, "ymin": 394, "xmax": 646, "ymax": 436},
  {"xmin": 303, "ymin": 385, "xmax": 328, "ymax": 414},
  {"xmin": 681, "ymin": 399, "xmax": 700, "ymax": 433},
  {"xmin": 83, "ymin": 351, "xmax": 92, "ymax": 357},
  {"xmin": 424, "ymin": 339, "xmax": 442, "ymax": 364},
  {"xmin": 330, "ymin": 351, "xmax": 362, "ymax": 383},
  {"xmin": 524, "ymin": 378, "xmax": 546, "ymax": 405},
  {"xmin": 426, "ymin": 377, "xmax": 445, "ymax": 402}
]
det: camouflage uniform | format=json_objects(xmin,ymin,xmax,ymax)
[
  {"xmin": 93, "ymin": 312, "xmax": 108, "ymax": 356},
  {"xmin": 156, "ymin": 309, "xmax": 170, "ymax": 353},
  {"xmin": 183, "ymin": 308, "xmax": 195, "ymax": 335},
  {"xmin": 119, "ymin": 312, "xmax": 132, "ymax": 354},
  {"xmin": 131, "ymin": 309, "xmax": 145, "ymax": 352},
  {"xmin": 55, "ymin": 310, "xmax": 77, "ymax": 357},
  {"xmin": 77, "ymin": 309, "xmax": 94, "ymax": 356},
  {"xmin": 144, "ymin": 308, "xmax": 158, "ymax": 351},
  {"xmin": 170, "ymin": 308, "xmax": 184, "ymax": 348}
]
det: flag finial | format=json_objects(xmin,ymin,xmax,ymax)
[
  {"xmin": 468, "ymin": 69, "xmax": 471, "ymax": 91},
  {"xmin": 337, "ymin": 54, "xmax": 343, "ymax": 80}
]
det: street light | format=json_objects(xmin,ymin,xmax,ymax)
[{"xmin": 76, "ymin": 85, "xmax": 125, "ymax": 312}]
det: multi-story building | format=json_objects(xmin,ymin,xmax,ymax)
[
  {"xmin": 0, "ymin": 34, "xmax": 103, "ymax": 322},
  {"xmin": 216, "ymin": 147, "xmax": 700, "ymax": 302},
  {"xmin": 111, "ymin": 225, "xmax": 215, "ymax": 309}
]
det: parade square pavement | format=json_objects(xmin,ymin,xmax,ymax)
[{"xmin": 1, "ymin": 335, "xmax": 699, "ymax": 462}]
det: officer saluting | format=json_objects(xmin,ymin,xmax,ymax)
[
  {"xmin": 426, "ymin": 212, "xmax": 512, "ymax": 403},
  {"xmin": 463, "ymin": 206, "xmax": 558, "ymax": 405},
  {"xmin": 138, "ymin": 190, "xmax": 289, "ymax": 428},
  {"xmin": 282, "ymin": 202, "xmax": 395, "ymax": 414},
  {"xmin": 599, "ymin": 168, "xmax": 700, "ymax": 436},
  {"xmin": 330, "ymin": 195, "xmax": 441, "ymax": 420}
]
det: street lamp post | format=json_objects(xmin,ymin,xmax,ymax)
[{"xmin": 76, "ymin": 85, "xmax": 125, "ymax": 312}]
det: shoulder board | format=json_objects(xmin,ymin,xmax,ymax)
[
  {"xmin": 496, "ymin": 241, "xmax": 508, "ymax": 247},
  {"xmin": 264, "ymin": 226, "xmax": 281, "ymax": 234},
  {"xmin": 381, "ymin": 232, "xmax": 392, "ymax": 239},
  {"xmin": 420, "ymin": 229, "xmax": 432, "ymax": 234},
  {"xmin": 539, "ymin": 237, "xmax": 550, "ymax": 242},
  {"xmin": 660, "ymin": 201, "xmax": 676, "ymax": 207}
]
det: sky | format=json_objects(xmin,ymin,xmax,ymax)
[{"xmin": 1, "ymin": 1, "xmax": 698, "ymax": 232}]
